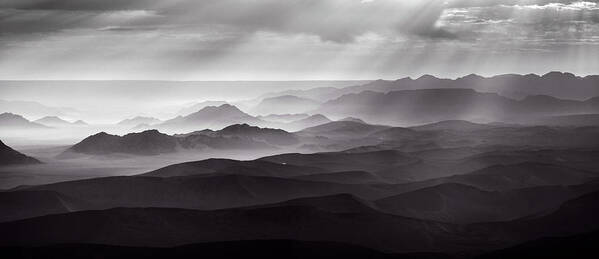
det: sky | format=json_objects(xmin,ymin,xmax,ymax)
[{"xmin": 0, "ymin": 0, "xmax": 598, "ymax": 80}]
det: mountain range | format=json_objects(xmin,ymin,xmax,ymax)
[
  {"xmin": 0, "ymin": 113, "xmax": 49, "ymax": 129},
  {"xmin": 259, "ymin": 72, "xmax": 599, "ymax": 102},
  {"xmin": 34, "ymin": 116, "xmax": 87, "ymax": 127},
  {"xmin": 0, "ymin": 99, "xmax": 78, "ymax": 120},
  {"xmin": 314, "ymin": 88, "xmax": 599, "ymax": 125},
  {"xmin": 3, "ymin": 72, "xmax": 599, "ymax": 258},
  {"xmin": 64, "ymin": 124, "xmax": 301, "ymax": 156},
  {"xmin": 158, "ymin": 104, "xmax": 264, "ymax": 133}
]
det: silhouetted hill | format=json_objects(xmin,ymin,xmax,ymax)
[
  {"xmin": 177, "ymin": 101, "xmax": 228, "ymax": 116},
  {"xmin": 0, "ymin": 140, "xmax": 40, "ymax": 165},
  {"xmin": 251, "ymin": 95, "xmax": 321, "ymax": 115},
  {"xmin": 0, "ymin": 113, "xmax": 49, "ymax": 129},
  {"xmin": 67, "ymin": 130, "xmax": 177, "ymax": 155},
  {"xmin": 286, "ymin": 114, "xmax": 332, "ymax": 131},
  {"xmin": 66, "ymin": 124, "xmax": 301, "ymax": 156},
  {"xmin": 159, "ymin": 104, "xmax": 264, "ymax": 132},
  {"xmin": 216, "ymin": 124, "xmax": 299, "ymax": 145}
]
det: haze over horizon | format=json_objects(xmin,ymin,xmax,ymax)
[{"xmin": 1, "ymin": 1, "xmax": 599, "ymax": 258}]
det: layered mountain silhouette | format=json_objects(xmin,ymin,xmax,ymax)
[
  {"xmin": 256, "ymin": 72, "xmax": 599, "ymax": 105},
  {"xmin": 1, "ymin": 190, "xmax": 598, "ymax": 254},
  {"xmin": 3, "ymin": 72, "xmax": 599, "ymax": 258},
  {"xmin": 65, "ymin": 130, "xmax": 175, "ymax": 156},
  {"xmin": 0, "ymin": 140, "xmax": 41, "ymax": 165},
  {"xmin": 314, "ymin": 88, "xmax": 599, "ymax": 125},
  {"xmin": 0, "ymin": 99, "xmax": 78, "ymax": 120},
  {"xmin": 375, "ymin": 182, "xmax": 598, "ymax": 224},
  {"xmin": 34, "ymin": 116, "xmax": 87, "ymax": 127},
  {"xmin": 347, "ymin": 72, "xmax": 599, "ymax": 100},
  {"xmin": 284, "ymin": 114, "xmax": 332, "ymax": 131},
  {"xmin": 158, "ymin": 104, "xmax": 264, "ymax": 132},
  {"xmin": 64, "ymin": 124, "xmax": 300, "ymax": 156},
  {"xmin": 0, "ymin": 113, "xmax": 49, "ymax": 129},
  {"xmin": 177, "ymin": 101, "xmax": 228, "ymax": 116}
]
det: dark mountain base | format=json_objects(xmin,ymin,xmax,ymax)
[
  {"xmin": 475, "ymin": 231, "xmax": 599, "ymax": 259},
  {"xmin": 1, "ymin": 240, "xmax": 452, "ymax": 259}
]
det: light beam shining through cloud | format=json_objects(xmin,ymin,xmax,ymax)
[{"xmin": 0, "ymin": 0, "xmax": 598, "ymax": 80}]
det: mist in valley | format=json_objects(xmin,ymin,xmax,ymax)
[{"xmin": 2, "ymin": 1, "xmax": 599, "ymax": 258}]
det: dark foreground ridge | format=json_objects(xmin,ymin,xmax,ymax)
[
  {"xmin": 3, "ymin": 231, "xmax": 599, "ymax": 259},
  {"xmin": 2, "ymin": 240, "xmax": 453, "ymax": 259}
]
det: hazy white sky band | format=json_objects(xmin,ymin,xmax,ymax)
[{"xmin": 0, "ymin": 0, "xmax": 598, "ymax": 80}]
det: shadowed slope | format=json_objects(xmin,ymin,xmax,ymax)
[{"xmin": 0, "ymin": 140, "xmax": 40, "ymax": 165}]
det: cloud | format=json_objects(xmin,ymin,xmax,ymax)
[
  {"xmin": 0, "ymin": 0, "xmax": 455, "ymax": 42},
  {"xmin": 437, "ymin": 1, "xmax": 599, "ymax": 43},
  {"xmin": 1, "ymin": 0, "xmax": 598, "ymax": 80}
]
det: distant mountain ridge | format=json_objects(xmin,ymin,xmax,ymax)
[
  {"xmin": 0, "ymin": 99, "xmax": 78, "ymax": 120},
  {"xmin": 0, "ymin": 113, "xmax": 49, "ymax": 129},
  {"xmin": 34, "ymin": 116, "xmax": 87, "ymax": 127},
  {"xmin": 314, "ymin": 88, "xmax": 599, "ymax": 126},
  {"xmin": 65, "ymin": 124, "xmax": 300, "ymax": 156},
  {"xmin": 177, "ymin": 101, "xmax": 228, "ymax": 116},
  {"xmin": 255, "ymin": 72, "xmax": 598, "ymax": 106},
  {"xmin": 158, "ymin": 104, "xmax": 265, "ymax": 132}
]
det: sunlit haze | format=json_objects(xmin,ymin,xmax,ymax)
[{"xmin": 1, "ymin": 0, "xmax": 598, "ymax": 80}]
